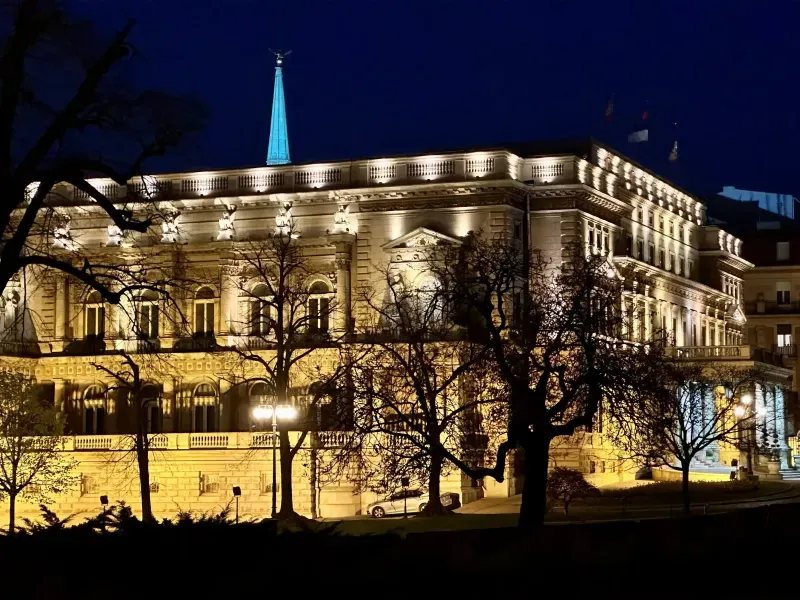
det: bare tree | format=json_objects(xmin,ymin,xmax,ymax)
[
  {"xmin": 224, "ymin": 222, "xmax": 358, "ymax": 519},
  {"xmin": 327, "ymin": 260, "xmax": 503, "ymax": 515},
  {"xmin": 432, "ymin": 236, "xmax": 660, "ymax": 527},
  {"xmin": 0, "ymin": 0, "xmax": 206, "ymax": 310},
  {"xmin": 0, "ymin": 370, "xmax": 77, "ymax": 534},
  {"xmin": 546, "ymin": 467, "xmax": 598, "ymax": 518},
  {"xmin": 609, "ymin": 361, "xmax": 765, "ymax": 514}
]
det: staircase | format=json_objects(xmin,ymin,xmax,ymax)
[{"xmin": 779, "ymin": 469, "xmax": 800, "ymax": 481}]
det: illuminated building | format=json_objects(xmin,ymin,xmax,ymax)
[{"xmin": 0, "ymin": 139, "xmax": 793, "ymax": 522}]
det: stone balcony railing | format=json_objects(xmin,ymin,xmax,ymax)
[
  {"xmin": 55, "ymin": 152, "xmax": 576, "ymax": 205},
  {"xmin": 62, "ymin": 431, "xmax": 351, "ymax": 452},
  {"xmin": 667, "ymin": 345, "xmax": 789, "ymax": 368}
]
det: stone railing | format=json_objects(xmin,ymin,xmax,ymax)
[
  {"xmin": 189, "ymin": 433, "xmax": 229, "ymax": 449},
  {"xmin": 74, "ymin": 435, "xmax": 115, "ymax": 451},
  {"xmin": 668, "ymin": 345, "xmax": 746, "ymax": 359},
  {"xmin": 58, "ymin": 431, "xmax": 351, "ymax": 452},
  {"xmin": 53, "ymin": 151, "xmax": 578, "ymax": 204}
]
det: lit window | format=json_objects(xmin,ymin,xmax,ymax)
[
  {"xmin": 193, "ymin": 383, "xmax": 217, "ymax": 432},
  {"xmin": 85, "ymin": 291, "xmax": 105, "ymax": 339},
  {"xmin": 142, "ymin": 385, "xmax": 161, "ymax": 433},
  {"xmin": 308, "ymin": 281, "xmax": 332, "ymax": 333},
  {"xmin": 777, "ymin": 242, "xmax": 790, "ymax": 261},
  {"xmin": 83, "ymin": 385, "xmax": 107, "ymax": 435},
  {"xmin": 194, "ymin": 287, "xmax": 215, "ymax": 336},
  {"xmin": 777, "ymin": 282, "xmax": 791, "ymax": 305},
  {"xmin": 137, "ymin": 291, "xmax": 159, "ymax": 339},
  {"xmin": 250, "ymin": 284, "xmax": 273, "ymax": 336},
  {"xmin": 777, "ymin": 324, "xmax": 793, "ymax": 349}
]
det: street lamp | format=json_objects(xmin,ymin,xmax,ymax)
[
  {"xmin": 253, "ymin": 402, "xmax": 298, "ymax": 518},
  {"xmin": 735, "ymin": 392, "xmax": 755, "ymax": 475}
]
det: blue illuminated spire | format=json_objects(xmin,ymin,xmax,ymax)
[{"xmin": 266, "ymin": 50, "xmax": 291, "ymax": 166}]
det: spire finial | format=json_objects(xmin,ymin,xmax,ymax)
[
  {"xmin": 269, "ymin": 48, "xmax": 292, "ymax": 67},
  {"xmin": 266, "ymin": 50, "xmax": 291, "ymax": 166}
]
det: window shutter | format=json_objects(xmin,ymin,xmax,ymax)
[
  {"xmin": 195, "ymin": 303, "xmax": 203, "ymax": 335},
  {"xmin": 207, "ymin": 303, "xmax": 215, "ymax": 335},
  {"xmin": 96, "ymin": 407, "xmax": 106, "ymax": 434},
  {"xmin": 320, "ymin": 298, "xmax": 330, "ymax": 332},
  {"xmin": 98, "ymin": 306, "xmax": 105, "ymax": 337},
  {"xmin": 309, "ymin": 299, "xmax": 319, "ymax": 331}
]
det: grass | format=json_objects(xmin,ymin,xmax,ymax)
[{"xmin": 326, "ymin": 480, "xmax": 798, "ymax": 534}]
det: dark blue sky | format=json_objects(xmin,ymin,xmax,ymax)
[{"xmin": 82, "ymin": 0, "xmax": 800, "ymax": 196}]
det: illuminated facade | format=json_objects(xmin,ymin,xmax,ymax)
[{"xmin": 0, "ymin": 139, "xmax": 793, "ymax": 522}]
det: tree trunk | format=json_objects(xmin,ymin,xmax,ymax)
[
  {"xmin": 136, "ymin": 430, "xmax": 154, "ymax": 523},
  {"xmin": 421, "ymin": 451, "xmax": 445, "ymax": 516},
  {"xmin": 309, "ymin": 445, "xmax": 318, "ymax": 520},
  {"xmin": 681, "ymin": 461, "xmax": 691, "ymax": 515},
  {"xmin": 277, "ymin": 428, "xmax": 295, "ymax": 518},
  {"xmin": 8, "ymin": 492, "xmax": 16, "ymax": 536},
  {"xmin": 518, "ymin": 434, "xmax": 551, "ymax": 529}
]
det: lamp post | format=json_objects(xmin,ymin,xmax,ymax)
[{"xmin": 253, "ymin": 402, "xmax": 298, "ymax": 518}]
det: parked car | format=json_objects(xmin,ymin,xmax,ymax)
[{"xmin": 367, "ymin": 490, "xmax": 461, "ymax": 518}]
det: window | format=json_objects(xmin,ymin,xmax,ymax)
[
  {"xmin": 513, "ymin": 220, "xmax": 522, "ymax": 240},
  {"xmin": 777, "ymin": 242, "xmax": 790, "ymax": 261},
  {"xmin": 260, "ymin": 472, "xmax": 280, "ymax": 495},
  {"xmin": 83, "ymin": 385, "xmax": 107, "ymax": 435},
  {"xmin": 670, "ymin": 221, "xmax": 675, "ymax": 237},
  {"xmin": 602, "ymin": 230, "xmax": 609, "ymax": 253},
  {"xmin": 659, "ymin": 216, "xmax": 664, "ymax": 231},
  {"xmin": 677, "ymin": 254, "xmax": 683, "ymax": 276},
  {"xmin": 669, "ymin": 252, "xmax": 675, "ymax": 271},
  {"xmin": 688, "ymin": 260, "xmax": 694, "ymax": 279},
  {"xmin": 250, "ymin": 284, "xmax": 273, "ymax": 336},
  {"xmin": 659, "ymin": 249, "xmax": 665, "ymax": 268},
  {"xmin": 199, "ymin": 473, "xmax": 220, "ymax": 495},
  {"xmin": 85, "ymin": 291, "xmax": 105, "ymax": 339},
  {"xmin": 308, "ymin": 281, "xmax": 332, "ymax": 333},
  {"xmin": 777, "ymin": 324, "xmax": 792, "ymax": 349},
  {"xmin": 137, "ymin": 291, "xmax": 159, "ymax": 339},
  {"xmin": 142, "ymin": 385, "xmax": 161, "ymax": 433},
  {"xmin": 637, "ymin": 207, "xmax": 643, "ymax": 222},
  {"xmin": 648, "ymin": 242, "xmax": 655, "ymax": 265},
  {"xmin": 193, "ymin": 383, "xmax": 217, "ymax": 432},
  {"xmin": 649, "ymin": 211, "xmax": 654, "ymax": 227},
  {"xmin": 194, "ymin": 287, "xmax": 215, "ymax": 336},
  {"xmin": 81, "ymin": 475, "xmax": 98, "ymax": 496},
  {"xmin": 777, "ymin": 282, "xmax": 791, "ymax": 305},
  {"xmin": 636, "ymin": 239, "xmax": 643, "ymax": 259}
]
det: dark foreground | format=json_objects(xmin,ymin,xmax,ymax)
[{"xmin": 2, "ymin": 503, "xmax": 795, "ymax": 598}]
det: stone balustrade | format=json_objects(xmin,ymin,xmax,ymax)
[{"xmin": 60, "ymin": 431, "xmax": 348, "ymax": 452}]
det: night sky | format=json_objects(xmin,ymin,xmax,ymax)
[{"xmin": 81, "ymin": 0, "xmax": 800, "ymax": 197}]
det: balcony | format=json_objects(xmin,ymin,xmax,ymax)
[
  {"xmin": 746, "ymin": 300, "xmax": 800, "ymax": 315},
  {"xmin": 667, "ymin": 345, "xmax": 790, "ymax": 368},
  {"xmin": 773, "ymin": 344, "xmax": 798, "ymax": 358},
  {"xmin": 58, "ymin": 431, "xmax": 353, "ymax": 452}
]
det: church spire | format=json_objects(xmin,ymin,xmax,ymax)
[{"xmin": 266, "ymin": 50, "xmax": 291, "ymax": 166}]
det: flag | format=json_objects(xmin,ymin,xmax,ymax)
[
  {"xmin": 605, "ymin": 95, "xmax": 614, "ymax": 121},
  {"xmin": 628, "ymin": 129, "xmax": 649, "ymax": 143},
  {"xmin": 628, "ymin": 105, "xmax": 649, "ymax": 143},
  {"xmin": 669, "ymin": 140, "xmax": 678, "ymax": 162}
]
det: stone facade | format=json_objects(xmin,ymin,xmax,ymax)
[{"xmin": 0, "ymin": 139, "xmax": 792, "ymax": 523}]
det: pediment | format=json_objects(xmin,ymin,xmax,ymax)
[
  {"xmin": 381, "ymin": 227, "xmax": 462, "ymax": 251},
  {"xmin": 727, "ymin": 304, "xmax": 746, "ymax": 324}
]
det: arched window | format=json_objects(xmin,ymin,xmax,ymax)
[
  {"xmin": 249, "ymin": 381, "xmax": 273, "ymax": 428},
  {"xmin": 193, "ymin": 382, "xmax": 218, "ymax": 432},
  {"xmin": 137, "ymin": 291, "xmax": 159, "ymax": 340},
  {"xmin": 250, "ymin": 284, "xmax": 272, "ymax": 336},
  {"xmin": 307, "ymin": 280, "xmax": 332, "ymax": 333},
  {"xmin": 194, "ymin": 287, "xmax": 215, "ymax": 337},
  {"xmin": 416, "ymin": 277, "xmax": 443, "ymax": 323},
  {"xmin": 84, "ymin": 385, "xmax": 107, "ymax": 435},
  {"xmin": 142, "ymin": 385, "xmax": 161, "ymax": 433},
  {"xmin": 85, "ymin": 291, "xmax": 105, "ymax": 339}
]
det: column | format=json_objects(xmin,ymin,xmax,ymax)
[
  {"xmin": 218, "ymin": 376, "xmax": 232, "ymax": 432},
  {"xmin": 162, "ymin": 378, "xmax": 175, "ymax": 433},
  {"xmin": 334, "ymin": 241, "xmax": 353, "ymax": 333},
  {"xmin": 219, "ymin": 267, "xmax": 235, "ymax": 339},
  {"xmin": 54, "ymin": 276, "xmax": 67, "ymax": 348},
  {"xmin": 54, "ymin": 378, "xmax": 66, "ymax": 415},
  {"xmin": 644, "ymin": 299, "xmax": 652, "ymax": 342},
  {"xmin": 776, "ymin": 387, "xmax": 790, "ymax": 469}
]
